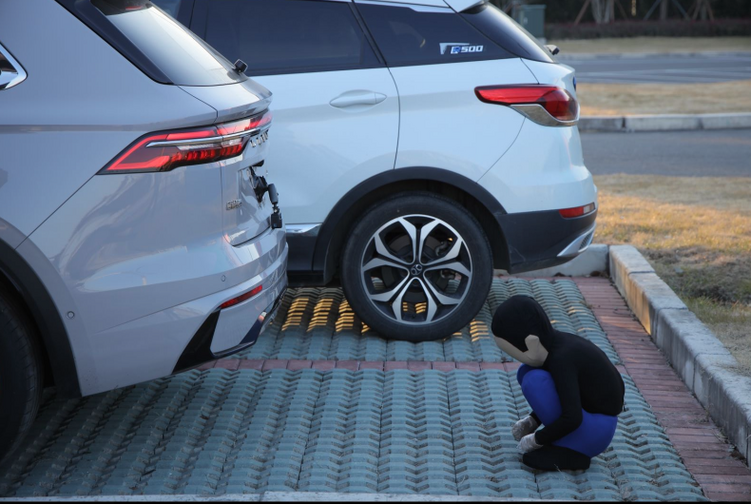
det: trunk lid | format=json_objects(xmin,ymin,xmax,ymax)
[{"xmin": 181, "ymin": 80, "xmax": 275, "ymax": 246}]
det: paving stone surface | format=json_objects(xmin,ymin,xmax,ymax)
[
  {"xmin": 233, "ymin": 279, "xmax": 621, "ymax": 365},
  {"xmin": 0, "ymin": 370, "xmax": 704, "ymax": 500},
  {"xmin": 0, "ymin": 278, "xmax": 721, "ymax": 501}
]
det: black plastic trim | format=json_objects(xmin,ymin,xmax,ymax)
[
  {"xmin": 172, "ymin": 291, "xmax": 285, "ymax": 373},
  {"xmin": 291, "ymin": 167, "xmax": 508, "ymax": 285},
  {"xmin": 0, "ymin": 241, "xmax": 81, "ymax": 398},
  {"xmin": 173, "ymin": 310, "xmax": 220, "ymax": 373},
  {"xmin": 349, "ymin": 0, "xmax": 388, "ymax": 67},
  {"xmin": 498, "ymin": 209, "xmax": 597, "ymax": 273},
  {"xmin": 287, "ymin": 234, "xmax": 318, "ymax": 273}
]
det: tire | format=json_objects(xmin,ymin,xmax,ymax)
[
  {"xmin": 0, "ymin": 286, "xmax": 42, "ymax": 466},
  {"xmin": 341, "ymin": 191, "xmax": 493, "ymax": 342}
]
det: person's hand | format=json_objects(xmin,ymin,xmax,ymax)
[
  {"xmin": 517, "ymin": 433, "xmax": 543, "ymax": 454},
  {"xmin": 511, "ymin": 415, "xmax": 539, "ymax": 441}
]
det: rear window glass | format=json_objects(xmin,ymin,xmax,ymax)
[
  {"xmin": 355, "ymin": 2, "xmax": 512, "ymax": 67},
  {"xmin": 461, "ymin": 2, "xmax": 554, "ymax": 64},
  {"xmin": 152, "ymin": 0, "xmax": 182, "ymax": 17},
  {"xmin": 204, "ymin": 0, "xmax": 380, "ymax": 75},
  {"xmin": 57, "ymin": 0, "xmax": 244, "ymax": 86}
]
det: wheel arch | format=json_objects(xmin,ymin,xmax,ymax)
[
  {"xmin": 0, "ymin": 240, "xmax": 81, "ymax": 398},
  {"xmin": 314, "ymin": 167, "xmax": 510, "ymax": 284}
]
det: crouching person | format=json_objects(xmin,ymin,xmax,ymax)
[{"xmin": 492, "ymin": 295, "xmax": 625, "ymax": 471}]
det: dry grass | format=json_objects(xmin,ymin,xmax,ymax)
[
  {"xmin": 577, "ymin": 80, "xmax": 751, "ymax": 116},
  {"xmin": 594, "ymin": 174, "xmax": 751, "ymax": 373},
  {"xmin": 686, "ymin": 298, "xmax": 751, "ymax": 377},
  {"xmin": 552, "ymin": 36, "xmax": 751, "ymax": 54}
]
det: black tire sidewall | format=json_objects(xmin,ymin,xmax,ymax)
[
  {"xmin": 0, "ymin": 288, "xmax": 42, "ymax": 466},
  {"xmin": 341, "ymin": 192, "xmax": 493, "ymax": 342}
]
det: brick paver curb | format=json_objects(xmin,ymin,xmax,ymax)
[
  {"xmin": 200, "ymin": 358, "xmax": 629, "ymax": 377},
  {"xmin": 609, "ymin": 245, "xmax": 751, "ymax": 469},
  {"xmin": 575, "ymin": 273, "xmax": 751, "ymax": 501}
]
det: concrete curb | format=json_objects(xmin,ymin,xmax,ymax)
[
  {"xmin": 579, "ymin": 112, "xmax": 751, "ymax": 132},
  {"xmin": 512, "ymin": 243, "xmax": 609, "ymax": 278},
  {"xmin": 608, "ymin": 244, "xmax": 751, "ymax": 464}
]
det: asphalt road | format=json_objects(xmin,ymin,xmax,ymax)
[
  {"xmin": 561, "ymin": 53, "xmax": 751, "ymax": 84},
  {"xmin": 581, "ymin": 129, "xmax": 751, "ymax": 176}
]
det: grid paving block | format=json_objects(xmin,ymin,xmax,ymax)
[
  {"xmin": 234, "ymin": 279, "xmax": 621, "ymax": 365},
  {"xmin": 1, "ymin": 369, "xmax": 706, "ymax": 501}
]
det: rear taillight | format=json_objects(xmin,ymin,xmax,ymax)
[
  {"xmin": 99, "ymin": 110, "xmax": 271, "ymax": 174},
  {"xmin": 475, "ymin": 85, "xmax": 579, "ymax": 126},
  {"xmin": 559, "ymin": 203, "xmax": 596, "ymax": 219},
  {"xmin": 219, "ymin": 285, "xmax": 263, "ymax": 309}
]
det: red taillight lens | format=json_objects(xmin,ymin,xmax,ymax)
[
  {"xmin": 475, "ymin": 85, "xmax": 578, "ymax": 123},
  {"xmin": 559, "ymin": 203, "xmax": 596, "ymax": 219},
  {"xmin": 100, "ymin": 110, "xmax": 271, "ymax": 174},
  {"xmin": 219, "ymin": 285, "xmax": 263, "ymax": 310}
]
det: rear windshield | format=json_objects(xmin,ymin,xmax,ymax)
[
  {"xmin": 461, "ymin": 2, "xmax": 555, "ymax": 64},
  {"xmin": 56, "ymin": 0, "xmax": 245, "ymax": 86}
]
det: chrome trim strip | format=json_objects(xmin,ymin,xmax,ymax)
[
  {"xmin": 286, "ymin": 224, "xmax": 322, "ymax": 236},
  {"xmin": 557, "ymin": 223, "xmax": 596, "ymax": 258},
  {"xmin": 146, "ymin": 126, "xmax": 270, "ymax": 148},
  {"xmin": 0, "ymin": 43, "xmax": 28, "ymax": 91},
  {"xmin": 511, "ymin": 103, "xmax": 580, "ymax": 127}
]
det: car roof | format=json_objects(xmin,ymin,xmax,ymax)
[{"xmin": 356, "ymin": 0, "xmax": 485, "ymax": 13}]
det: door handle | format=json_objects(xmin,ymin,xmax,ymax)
[{"xmin": 330, "ymin": 90, "xmax": 387, "ymax": 109}]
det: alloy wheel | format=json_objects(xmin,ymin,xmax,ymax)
[{"xmin": 359, "ymin": 214, "xmax": 473, "ymax": 325}]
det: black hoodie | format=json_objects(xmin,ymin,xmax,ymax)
[{"xmin": 492, "ymin": 295, "xmax": 625, "ymax": 446}]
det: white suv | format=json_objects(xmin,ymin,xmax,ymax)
[{"xmin": 161, "ymin": 0, "xmax": 597, "ymax": 342}]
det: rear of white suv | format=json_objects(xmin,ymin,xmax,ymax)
[{"xmin": 166, "ymin": 0, "xmax": 596, "ymax": 342}]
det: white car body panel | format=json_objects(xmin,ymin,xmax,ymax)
[
  {"xmin": 522, "ymin": 58, "xmax": 578, "ymax": 98},
  {"xmin": 478, "ymin": 119, "xmax": 595, "ymax": 214},
  {"xmin": 252, "ymin": 69, "xmax": 399, "ymax": 225},
  {"xmin": 479, "ymin": 57, "xmax": 596, "ymax": 214},
  {"xmin": 390, "ymin": 58, "xmax": 536, "ymax": 181}
]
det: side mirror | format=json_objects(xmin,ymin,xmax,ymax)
[{"xmin": 545, "ymin": 44, "xmax": 560, "ymax": 56}]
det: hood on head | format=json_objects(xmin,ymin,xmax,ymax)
[{"xmin": 491, "ymin": 295, "xmax": 555, "ymax": 352}]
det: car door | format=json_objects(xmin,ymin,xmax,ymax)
[
  {"xmin": 193, "ymin": 0, "xmax": 399, "ymax": 271},
  {"xmin": 353, "ymin": 0, "xmax": 536, "ymax": 182}
]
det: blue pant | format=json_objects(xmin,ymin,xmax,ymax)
[{"xmin": 517, "ymin": 364, "xmax": 618, "ymax": 458}]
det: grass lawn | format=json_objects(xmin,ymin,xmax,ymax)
[
  {"xmin": 593, "ymin": 174, "xmax": 751, "ymax": 375},
  {"xmin": 577, "ymin": 80, "xmax": 751, "ymax": 116},
  {"xmin": 550, "ymin": 36, "xmax": 751, "ymax": 116}
]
